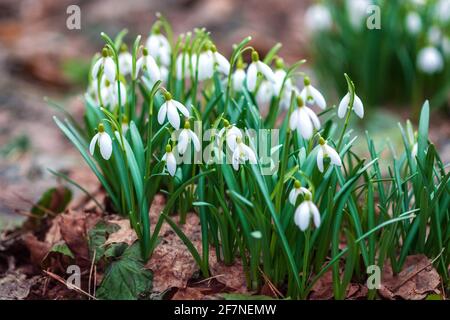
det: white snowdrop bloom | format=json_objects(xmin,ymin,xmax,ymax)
[
  {"xmin": 427, "ymin": 26, "xmax": 442, "ymax": 46},
  {"xmin": 305, "ymin": 4, "xmax": 332, "ymax": 32},
  {"xmin": 346, "ymin": 0, "xmax": 372, "ymax": 30},
  {"xmin": 118, "ymin": 45, "xmax": 133, "ymax": 76},
  {"xmin": 405, "ymin": 12, "xmax": 422, "ymax": 35},
  {"xmin": 232, "ymin": 67, "xmax": 246, "ymax": 92},
  {"xmin": 294, "ymin": 195, "xmax": 321, "ymax": 231},
  {"xmin": 338, "ymin": 92, "xmax": 364, "ymax": 119},
  {"xmin": 162, "ymin": 144, "xmax": 177, "ymax": 176},
  {"xmin": 256, "ymin": 80, "xmax": 275, "ymax": 105},
  {"xmin": 417, "ymin": 46, "xmax": 444, "ymax": 74},
  {"xmin": 135, "ymin": 48, "xmax": 161, "ymax": 81},
  {"xmin": 146, "ymin": 26, "xmax": 171, "ymax": 66},
  {"xmin": 157, "ymin": 91, "xmax": 190, "ymax": 130},
  {"xmin": 289, "ymin": 96, "xmax": 321, "ymax": 140},
  {"xmin": 217, "ymin": 120, "xmax": 243, "ymax": 152},
  {"xmin": 175, "ymin": 51, "xmax": 191, "ymax": 79},
  {"xmin": 231, "ymin": 136, "xmax": 258, "ymax": 171},
  {"xmin": 196, "ymin": 50, "xmax": 214, "ymax": 81},
  {"xmin": 101, "ymin": 80, "xmax": 127, "ymax": 107},
  {"xmin": 246, "ymin": 50, "xmax": 276, "ymax": 92},
  {"xmin": 177, "ymin": 121, "xmax": 201, "ymax": 155},
  {"xmin": 300, "ymin": 77, "xmax": 326, "ymax": 110},
  {"xmin": 211, "ymin": 44, "xmax": 230, "ymax": 75},
  {"xmin": 160, "ymin": 65, "xmax": 169, "ymax": 84},
  {"xmin": 89, "ymin": 123, "xmax": 113, "ymax": 160},
  {"xmin": 92, "ymin": 48, "xmax": 116, "ymax": 83},
  {"xmin": 435, "ymin": 0, "xmax": 450, "ymax": 23},
  {"xmin": 316, "ymin": 137, "xmax": 342, "ymax": 173},
  {"xmin": 288, "ymin": 180, "xmax": 312, "ymax": 206}
]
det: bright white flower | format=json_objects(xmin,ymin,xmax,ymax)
[
  {"xmin": 146, "ymin": 27, "xmax": 171, "ymax": 66},
  {"xmin": 162, "ymin": 144, "xmax": 177, "ymax": 176},
  {"xmin": 417, "ymin": 46, "xmax": 444, "ymax": 74},
  {"xmin": 338, "ymin": 92, "xmax": 364, "ymax": 119},
  {"xmin": 177, "ymin": 121, "xmax": 201, "ymax": 155},
  {"xmin": 305, "ymin": 4, "xmax": 332, "ymax": 32},
  {"xmin": 135, "ymin": 48, "xmax": 161, "ymax": 81},
  {"xmin": 89, "ymin": 123, "xmax": 113, "ymax": 160},
  {"xmin": 157, "ymin": 91, "xmax": 190, "ymax": 130},
  {"xmin": 231, "ymin": 137, "xmax": 257, "ymax": 171},
  {"xmin": 256, "ymin": 80, "xmax": 275, "ymax": 105},
  {"xmin": 246, "ymin": 50, "xmax": 276, "ymax": 92},
  {"xmin": 300, "ymin": 77, "xmax": 326, "ymax": 110},
  {"xmin": 405, "ymin": 12, "xmax": 422, "ymax": 35},
  {"xmin": 118, "ymin": 45, "xmax": 133, "ymax": 76},
  {"xmin": 211, "ymin": 44, "xmax": 230, "ymax": 75},
  {"xmin": 288, "ymin": 180, "xmax": 312, "ymax": 206},
  {"xmin": 294, "ymin": 196, "xmax": 321, "ymax": 231},
  {"xmin": 346, "ymin": 0, "xmax": 372, "ymax": 30},
  {"xmin": 197, "ymin": 50, "xmax": 214, "ymax": 81},
  {"xmin": 176, "ymin": 51, "xmax": 191, "ymax": 79},
  {"xmin": 289, "ymin": 96, "xmax": 321, "ymax": 139},
  {"xmin": 435, "ymin": 0, "xmax": 450, "ymax": 23},
  {"xmin": 92, "ymin": 48, "xmax": 116, "ymax": 83},
  {"xmin": 217, "ymin": 120, "xmax": 243, "ymax": 152},
  {"xmin": 101, "ymin": 80, "xmax": 127, "ymax": 107},
  {"xmin": 316, "ymin": 137, "xmax": 342, "ymax": 173},
  {"xmin": 232, "ymin": 68, "xmax": 246, "ymax": 92}
]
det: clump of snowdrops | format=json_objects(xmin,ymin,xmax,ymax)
[
  {"xmin": 305, "ymin": 0, "xmax": 450, "ymax": 111},
  {"xmin": 54, "ymin": 15, "xmax": 449, "ymax": 299}
]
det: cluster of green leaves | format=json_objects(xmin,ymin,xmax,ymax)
[
  {"xmin": 309, "ymin": 0, "xmax": 449, "ymax": 111},
  {"xmin": 52, "ymin": 17, "xmax": 449, "ymax": 299}
]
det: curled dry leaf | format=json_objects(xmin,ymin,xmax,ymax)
[
  {"xmin": 58, "ymin": 210, "xmax": 90, "ymax": 265},
  {"xmin": 208, "ymin": 250, "xmax": 248, "ymax": 294},
  {"xmin": 104, "ymin": 219, "xmax": 137, "ymax": 246},
  {"xmin": 379, "ymin": 254, "xmax": 441, "ymax": 300},
  {"xmin": 145, "ymin": 213, "xmax": 202, "ymax": 293}
]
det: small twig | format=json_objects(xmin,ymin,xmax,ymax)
[
  {"xmin": 88, "ymin": 250, "xmax": 97, "ymax": 299},
  {"xmin": 43, "ymin": 270, "xmax": 97, "ymax": 300}
]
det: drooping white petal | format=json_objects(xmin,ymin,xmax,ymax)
[
  {"xmin": 89, "ymin": 133, "xmax": 99, "ymax": 155},
  {"xmin": 167, "ymin": 102, "xmax": 181, "ymax": 129},
  {"xmin": 91, "ymin": 59, "xmax": 102, "ymax": 80},
  {"xmin": 289, "ymin": 109, "xmax": 299, "ymax": 131},
  {"xmin": 317, "ymin": 147, "xmax": 324, "ymax": 172},
  {"xmin": 353, "ymin": 94, "xmax": 364, "ymax": 118},
  {"xmin": 298, "ymin": 108, "xmax": 313, "ymax": 139},
  {"xmin": 118, "ymin": 52, "xmax": 132, "ymax": 76},
  {"xmin": 274, "ymin": 69, "xmax": 287, "ymax": 94},
  {"xmin": 214, "ymin": 52, "xmax": 230, "ymax": 75},
  {"xmin": 242, "ymin": 144, "xmax": 257, "ymax": 164},
  {"xmin": 145, "ymin": 56, "xmax": 161, "ymax": 81},
  {"xmin": 172, "ymin": 100, "xmax": 190, "ymax": 118},
  {"xmin": 309, "ymin": 202, "xmax": 321, "ymax": 228},
  {"xmin": 304, "ymin": 106, "xmax": 321, "ymax": 130},
  {"xmin": 226, "ymin": 126, "xmax": 242, "ymax": 151},
  {"xmin": 256, "ymin": 80, "xmax": 274, "ymax": 105},
  {"xmin": 338, "ymin": 93, "xmax": 350, "ymax": 119},
  {"xmin": 135, "ymin": 57, "xmax": 144, "ymax": 79},
  {"xmin": 189, "ymin": 130, "xmax": 201, "ymax": 152},
  {"xmin": 157, "ymin": 102, "xmax": 167, "ymax": 125},
  {"xmin": 257, "ymin": 61, "xmax": 275, "ymax": 83},
  {"xmin": 308, "ymin": 85, "xmax": 326, "ymax": 109},
  {"xmin": 246, "ymin": 63, "xmax": 258, "ymax": 91},
  {"xmin": 295, "ymin": 202, "xmax": 311, "ymax": 231},
  {"xmin": 103, "ymin": 57, "xmax": 116, "ymax": 83},
  {"xmin": 289, "ymin": 188, "xmax": 299, "ymax": 205},
  {"xmin": 325, "ymin": 145, "xmax": 342, "ymax": 167},
  {"xmin": 178, "ymin": 130, "xmax": 189, "ymax": 154},
  {"xmin": 198, "ymin": 51, "xmax": 214, "ymax": 81},
  {"xmin": 232, "ymin": 148, "xmax": 240, "ymax": 171},
  {"xmin": 166, "ymin": 152, "xmax": 177, "ymax": 176},
  {"xmin": 233, "ymin": 69, "xmax": 246, "ymax": 92},
  {"xmin": 98, "ymin": 132, "xmax": 113, "ymax": 160}
]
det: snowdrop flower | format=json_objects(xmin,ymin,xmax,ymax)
[
  {"xmin": 256, "ymin": 80, "xmax": 275, "ymax": 105},
  {"xmin": 294, "ymin": 194, "xmax": 321, "ymax": 231},
  {"xmin": 101, "ymin": 79, "xmax": 127, "ymax": 107},
  {"xmin": 217, "ymin": 120, "xmax": 242, "ymax": 152},
  {"xmin": 346, "ymin": 0, "xmax": 372, "ymax": 30},
  {"xmin": 196, "ymin": 49, "xmax": 214, "ymax": 81},
  {"xmin": 231, "ymin": 136, "xmax": 257, "ymax": 171},
  {"xmin": 338, "ymin": 91, "xmax": 364, "ymax": 119},
  {"xmin": 289, "ymin": 96, "xmax": 321, "ymax": 139},
  {"xmin": 89, "ymin": 123, "xmax": 113, "ymax": 160},
  {"xmin": 135, "ymin": 48, "xmax": 161, "ymax": 81},
  {"xmin": 273, "ymin": 58, "xmax": 291, "ymax": 94},
  {"xmin": 435, "ymin": 0, "xmax": 450, "ymax": 23},
  {"xmin": 162, "ymin": 144, "xmax": 177, "ymax": 176},
  {"xmin": 118, "ymin": 44, "xmax": 132, "ymax": 76},
  {"xmin": 405, "ymin": 12, "xmax": 422, "ymax": 35},
  {"xmin": 232, "ymin": 58, "xmax": 246, "ymax": 92},
  {"xmin": 158, "ymin": 91, "xmax": 190, "ymax": 130},
  {"xmin": 246, "ymin": 50, "xmax": 276, "ymax": 92},
  {"xmin": 289, "ymin": 180, "xmax": 312, "ymax": 206},
  {"xmin": 417, "ymin": 46, "xmax": 444, "ymax": 74},
  {"xmin": 92, "ymin": 48, "xmax": 116, "ymax": 83},
  {"xmin": 146, "ymin": 24, "xmax": 171, "ymax": 66},
  {"xmin": 316, "ymin": 137, "xmax": 342, "ymax": 173},
  {"xmin": 177, "ymin": 120, "xmax": 201, "ymax": 155},
  {"xmin": 300, "ymin": 77, "xmax": 326, "ymax": 110},
  {"xmin": 175, "ymin": 48, "xmax": 191, "ymax": 79},
  {"xmin": 211, "ymin": 44, "xmax": 230, "ymax": 75},
  {"xmin": 305, "ymin": 4, "xmax": 332, "ymax": 32}
]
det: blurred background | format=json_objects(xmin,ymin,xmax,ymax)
[{"xmin": 0, "ymin": 0, "xmax": 449, "ymax": 229}]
